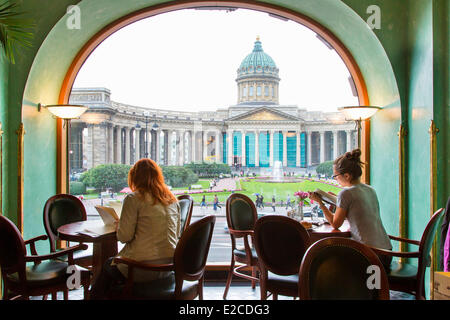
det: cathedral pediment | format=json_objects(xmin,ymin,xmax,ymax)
[{"xmin": 226, "ymin": 107, "xmax": 300, "ymax": 122}]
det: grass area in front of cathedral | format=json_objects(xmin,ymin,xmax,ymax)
[{"xmin": 186, "ymin": 179, "xmax": 342, "ymax": 204}]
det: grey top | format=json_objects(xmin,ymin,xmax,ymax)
[{"xmin": 337, "ymin": 183, "xmax": 392, "ymax": 250}]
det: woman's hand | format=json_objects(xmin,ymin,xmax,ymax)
[{"xmin": 308, "ymin": 192, "xmax": 323, "ymax": 204}]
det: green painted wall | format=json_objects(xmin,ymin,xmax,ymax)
[
  {"xmin": 1, "ymin": 0, "xmax": 447, "ymax": 297},
  {"xmin": 433, "ymin": 0, "xmax": 449, "ymax": 216}
]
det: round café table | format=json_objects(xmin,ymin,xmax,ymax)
[
  {"xmin": 306, "ymin": 218, "xmax": 351, "ymax": 243},
  {"xmin": 58, "ymin": 220, "xmax": 118, "ymax": 282}
]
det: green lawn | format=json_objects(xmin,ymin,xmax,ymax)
[{"xmin": 187, "ymin": 179, "xmax": 342, "ymax": 205}]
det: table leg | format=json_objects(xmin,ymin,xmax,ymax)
[{"xmin": 91, "ymin": 238, "xmax": 118, "ymax": 282}]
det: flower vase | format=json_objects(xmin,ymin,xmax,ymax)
[{"xmin": 297, "ymin": 202, "xmax": 304, "ymax": 221}]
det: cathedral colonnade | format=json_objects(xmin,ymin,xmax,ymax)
[{"xmin": 70, "ymin": 119, "xmax": 357, "ymax": 171}]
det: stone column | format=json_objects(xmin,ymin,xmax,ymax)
[
  {"xmin": 296, "ymin": 131, "xmax": 301, "ymax": 167},
  {"xmin": 319, "ymin": 131, "xmax": 325, "ymax": 164},
  {"xmin": 145, "ymin": 129, "xmax": 151, "ymax": 159},
  {"xmin": 115, "ymin": 126, "xmax": 122, "ymax": 164},
  {"xmin": 178, "ymin": 130, "xmax": 185, "ymax": 165},
  {"xmin": 203, "ymin": 131, "xmax": 208, "ymax": 162},
  {"xmin": 307, "ymin": 131, "xmax": 312, "ymax": 167},
  {"xmin": 227, "ymin": 129, "xmax": 233, "ymax": 166},
  {"xmin": 241, "ymin": 130, "xmax": 246, "ymax": 167},
  {"xmin": 269, "ymin": 130, "xmax": 274, "ymax": 167},
  {"xmin": 333, "ymin": 130, "xmax": 339, "ymax": 159},
  {"xmin": 192, "ymin": 130, "xmax": 197, "ymax": 163},
  {"xmin": 215, "ymin": 131, "xmax": 221, "ymax": 164},
  {"xmin": 84, "ymin": 124, "xmax": 94, "ymax": 169},
  {"xmin": 135, "ymin": 127, "xmax": 141, "ymax": 161},
  {"xmin": 108, "ymin": 124, "xmax": 114, "ymax": 164},
  {"xmin": 346, "ymin": 130, "xmax": 352, "ymax": 152},
  {"xmin": 155, "ymin": 128, "xmax": 161, "ymax": 164},
  {"xmin": 282, "ymin": 131, "xmax": 288, "ymax": 167},
  {"xmin": 255, "ymin": 130, "xmax": 260, "ymax": 167},
  {"xmin": 124, "ymin": 127, "xmax": 131, "ymax": 165}
]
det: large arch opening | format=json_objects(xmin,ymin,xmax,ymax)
[{"xmin": 21, "ymin": 0, "xmax": 401, "ymax": 263}]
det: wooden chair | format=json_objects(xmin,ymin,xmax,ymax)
[
  {"xmin": 112, "ymin": 215, "xmax": 216, "ymax": 300},
  {"xmin": 43, "ymin": 194, "xmax": 93, "ymax": 268},
  {"xmin": 254, "ymin": 215, "xmax": 310, "ymax": 299},
  {"xmin": 369, "ymin": 208, "xmax": 445, "ymax": 300},
  {"xmin": 0, "ymin": 215, "xmax": 90, "ymax": 300},
  {"xmin": 223, "ymin": 193, "xmax": 259, "ymax": 299},
  {"xmin": 177, "ymin": 194, "xmax": 194, "ymax": 235},
  {"xmin": 299, "ymin": 237, "xmax": 390, "ymax": 300}
]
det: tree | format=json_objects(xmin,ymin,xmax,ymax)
[
  {"xmin": 184, "ymin": 162, "xmax": 231, "ymax": 178},
  {"xmin": 161, "ymin": 166, "xmax": 198, "ymax": 188},
  {"xmin": 316, "ymin": 160, "xmax": 333, "ymax": 177},
  {"xmin": 81, "ymin": 164, "xmax": 131, "ymax": 192}
]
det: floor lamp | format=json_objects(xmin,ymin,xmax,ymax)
[{"xmin": 338, "ymin": 106, "xmax": 381, "ymax": 149}]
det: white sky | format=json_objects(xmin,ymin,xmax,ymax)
[{"xmin": 73, "ymin": 8, "xmax": 359, "ymax": 112}]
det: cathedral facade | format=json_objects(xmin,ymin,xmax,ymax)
[{"xmin": 69, "ymin": 38, "xmax": 357, "ymax": 174}]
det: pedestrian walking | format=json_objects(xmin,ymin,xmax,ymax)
[
  {"xmin": 201, "ymin": 195, "xmax": 206, "ymax": 209},
  {"xmin": 286, "ymin": 194, "xmax": 291, "ymax": 210},
  {"xmin": 213, "ymin": 194, "xmax": 221, "ymax": 212},
  {"xmin": 260, "ymin": 195, "xmax": 264, "ymax": 208},
  {"xmin": 272, "ymin": 196, "xmax": 276, "ymax": 212}
]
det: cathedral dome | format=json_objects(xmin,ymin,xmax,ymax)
[
  {"xmin": 237, "ymin": 37, "xmax": 279, "ymax": 79},
  {"xmin": 236, "ymin": 37, "xmax": 280, "ymax": 105}
]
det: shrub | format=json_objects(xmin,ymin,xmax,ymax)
[
  {"xmin": 161, "ymin": 166, "xmax": 198, "ymax": 188},
  {"xmin": 81, "ymin": 164, "xmax": 131, "ymax": 192},
  {"xmin": 70, "ymin": 181, "xmax": 86, "ymax": 195},
  {"xmin": 315, "ymin": 160, "xmax": 333, "ymax": 178}
]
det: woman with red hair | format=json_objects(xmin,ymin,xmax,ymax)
[{"xmin": 90, "ymin": 159, "xmax": 180, "ymax": 299}]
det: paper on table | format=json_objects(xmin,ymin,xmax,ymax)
[{"xmin": 82, "ymin": 224, "xmax": 116, "ymax": 236}]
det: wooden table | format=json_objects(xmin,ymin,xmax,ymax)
[
  {"xmin": 58, "ymin": 220, "xmax": 118, "ymax": 281},
  {"xmin": 306, "ymin": 218, "xmax": 351, "ymax": 243}
]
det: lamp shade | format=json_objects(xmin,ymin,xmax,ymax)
[
  {"xmin": 45, "ymin": 104, "xmax": 88, "ymax": 119},
  {"xmin": 338, "ymin": 106, "xmax": 381, "ymax": 120}
]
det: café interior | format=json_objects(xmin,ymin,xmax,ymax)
[{"xmin": 0, "ymin": 0, "xmax": 448, "ymax": 301}]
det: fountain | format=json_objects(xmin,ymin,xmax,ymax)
[{"xmin": 256, "ymin": 160, "xmax": 304, "ymax": 183}]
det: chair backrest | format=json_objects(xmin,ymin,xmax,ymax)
[
  {"xmin": 174, "ymin": 215, "xmax": 216, "ymax": 281},
  {"xmin": 226, "ymin": 193, "xmax": 257, "ymax": 231},
  {"xmin": 177, "ymin": 195, "xmax": 194, "ymax": 234},
  {"xmin": 299, "ymin": 237, "xmax": 390, "ymax": 300},
  {"xmin": 0, "ymin": 215, "xmax": 26, "ymax": 280},
  {"xmin": 43, "ymin": 194, "xmax": 87, "ymax": 251},
  {"xmin": 416, "ymin": 208, "xmax": 445, "ymax": 291},
  {"xmin": 254, "ymin": 215, "xmax": 310, "ymax": 275}
]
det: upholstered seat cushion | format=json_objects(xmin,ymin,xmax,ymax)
[
  {"xmin": 7, "ymin": 260, "xmax": 69, "ymax": 287},
  {"xmin": 114, "ymin": 273, "xmax": 198, "ymax": 300},
  {"xmin": 233, "ymin": 247, "xmax": 258, "ymax": 261},
  {"xmin": 266, "ymin": 272, "xmax": 298, "ymax": 295}
]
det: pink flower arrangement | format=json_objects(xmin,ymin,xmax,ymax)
[
  {"xmin": 294, "ymin": 191, "xmax": 309, "ymax": 200},
  {"xmin": 294, "ymin": 191, "xmax": 309, "ymax": 206}
]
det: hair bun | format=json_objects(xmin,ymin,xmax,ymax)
[
  {"xmin": 345, "ymin": 149, "xmax": 361, "ymax": 161},
  {"xmin": 350, "ymin": 149, "xmax": 361, "ymax": 160}
]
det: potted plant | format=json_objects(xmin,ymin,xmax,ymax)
[{"xmin": 0, "ymin": 1, "xmax": 34, "ymax": 64}]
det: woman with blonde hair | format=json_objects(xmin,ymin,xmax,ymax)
[{"xmin": 90, "ymin": 158, "xmax": 180, "ymax": 299}]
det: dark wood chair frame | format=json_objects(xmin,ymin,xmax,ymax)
[
  {"xmin": 113, "ymin": 215, "xmax": 216, "ymax": 300},
  {"xmin": 254, "ymin": 215, "xmax": 311, "ymax": 300},
  {"xmin": 177, "ymin": 194, "xmax": 194, "ymax": 234},
  {"xmin": 299, "ymin": 237, "xmax": 390, "ymax": 300},
  {"xmin": 0, "ymin": 215, "xmax": 90, "ymax": 300},
  {"xmin": 369, "ymin": 208, "xmax": 445, "ymax": 300},
  {"xmin": 43, "ymin": 193, "xmax": 93, "ymax": 269},
  {"xmin": 223, "ymin": 193, "xmax": 259, "ymax": 299}
]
